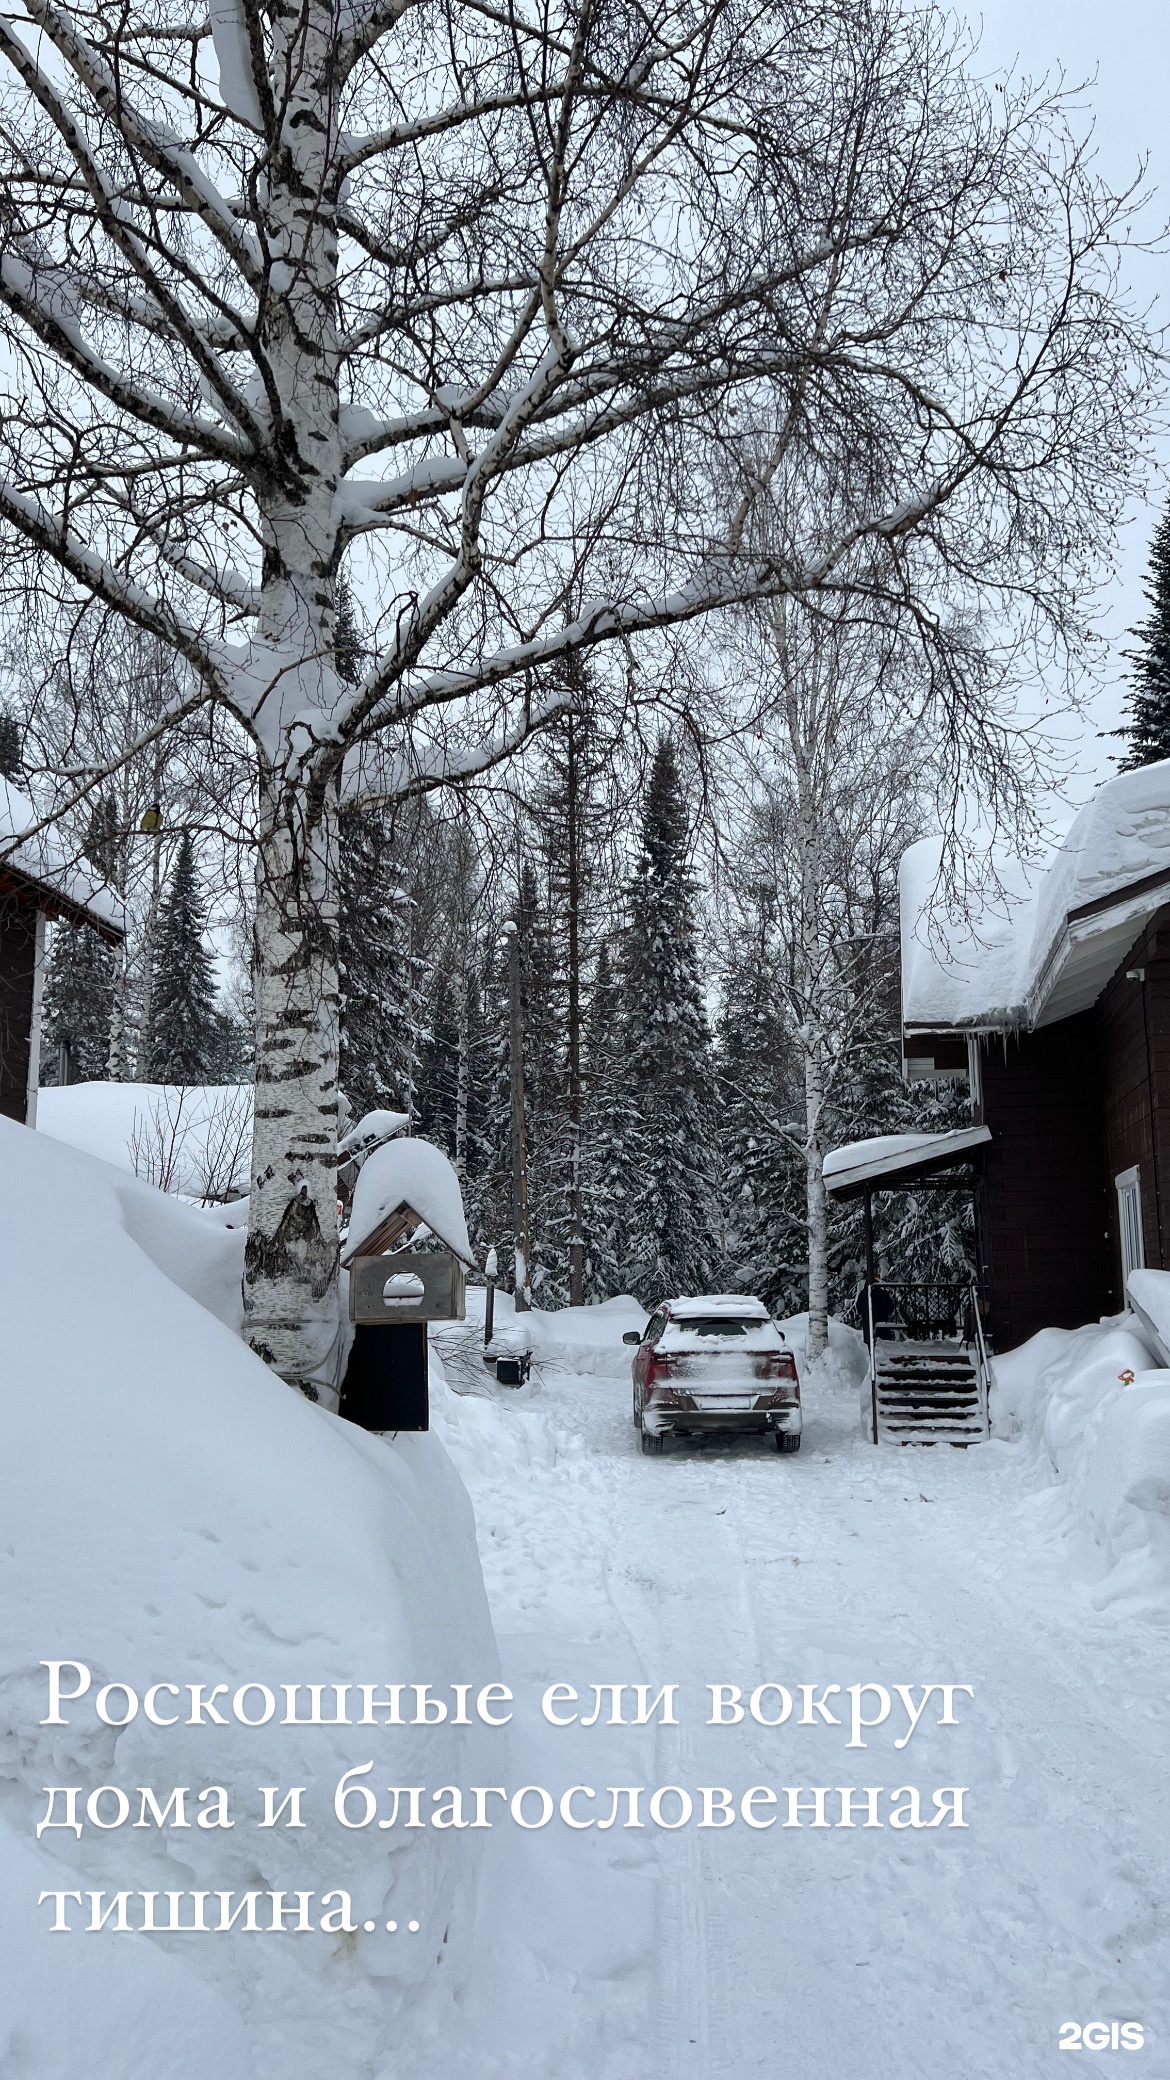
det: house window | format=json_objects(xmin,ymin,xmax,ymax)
[{"xmin": 1116, "ymin": 1167, "xmax": 1145, "ymax": 1284}]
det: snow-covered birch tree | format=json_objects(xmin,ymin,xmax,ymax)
[
  {"xmin": 0, "ymin": 0, "xmax": 1156, "ymax": 1393},
  {"xmin": 723, "ymin": 595, "xmax": 928, "ymax": 1359}
]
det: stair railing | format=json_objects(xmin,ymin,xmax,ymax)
[
  {"xmin": 968, "ymin": 1282, "xmax": 992, "ymax": 1438},
  {"xmin": 866, "ymin": 1283, "xmax": 879, "ymax": 1445}
]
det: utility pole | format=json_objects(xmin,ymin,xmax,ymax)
[{"xmin": 504, "ymin": 917, "xmax": 533, "ymax": 1311}]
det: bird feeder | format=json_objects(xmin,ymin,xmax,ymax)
[{"xmin": 338, "ymin": 1138, "xmax": 475, "ymax": 1434}]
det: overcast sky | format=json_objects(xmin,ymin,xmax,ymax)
[{"xmin": 955, "ymin": 0, "xmax": 1168, "ymax": 798}]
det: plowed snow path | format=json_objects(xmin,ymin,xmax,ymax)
[{"xmin": 433, "ymin": 1363, "xmax": 1169, "ymax": 2080}]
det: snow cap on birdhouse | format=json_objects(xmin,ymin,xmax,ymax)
[{"xmin": 341, "ymin": 1135, "xmax": 474, "ymax": 1267}]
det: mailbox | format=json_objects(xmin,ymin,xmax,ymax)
[{"xmin": 348, "ymin": 1248, "xmax": 466, "ymax": 1324}]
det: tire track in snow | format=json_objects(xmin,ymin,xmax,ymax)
[{"xmin": 606, "ymin": 1474, "xmax": 770, "ymax": 2080}]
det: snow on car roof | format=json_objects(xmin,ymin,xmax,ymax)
[{"xmin": 665, "ymin": 1294, "xmax": 769, "ymax": 1318}]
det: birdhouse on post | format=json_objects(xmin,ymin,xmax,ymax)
[{"xmin": 338, "ymin": 1138, "xmax": 475, "ymax": 1434}]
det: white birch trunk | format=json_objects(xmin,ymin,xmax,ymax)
[
  {"xmin": 244, "ymin": 767, "xmax": 343, "ymax": 1398},
  {"xmin": 239, "ymin": 3, "xmax": 347, "ymax": 1395}
]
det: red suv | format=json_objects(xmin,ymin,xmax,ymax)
[{"xmin": 625, "ymin": 1295, "xmax": 802, "ymax": 1456}]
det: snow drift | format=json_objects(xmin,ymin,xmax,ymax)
[
  {"xmin": 990, "ymin": 1314, "xmax": 1170, "ymax": 1615},
  {"xmin": 0, "ymin": 1115, "xmax": 499, "ymax": 2079},
  {"xmin": 37, "ymin": 1080, "xmax": 252, "ymax": 1201}
]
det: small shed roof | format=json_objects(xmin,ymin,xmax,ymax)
[
  {"xmin": 0, "ymin": 779, "xmax": 123, "ymax": 939},
  {"xmin": 341, "ymin": 1135, "xmax": 474, "ymax": 1266},
  {"xmin": 823, "ymin": 1126, "xmax": 991, "ymax": 1201}
]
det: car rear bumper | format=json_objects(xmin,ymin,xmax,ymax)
[{"xmin": 642, "ymin": 1404, "xmax": 802, "ymax": 1438}]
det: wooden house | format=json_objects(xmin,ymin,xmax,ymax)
[
  {"xmin": 0, "ymin": 780, "xmax": 122, "ymax": 1126},
  {"xmin": 898, "ymin": 761, "xmax": 1170, "ymax": 1351}
]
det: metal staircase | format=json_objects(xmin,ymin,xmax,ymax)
[
  {"xmin": 865, "ymin": 1283, "xmax": 991, "ymax": 1446},
  {"xmin": 873, "ymin": 1340, "xmax": 987, "ymax": 1443}
]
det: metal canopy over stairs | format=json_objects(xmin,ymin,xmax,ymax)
[
  {"xmin": 822, "ymin": 1134, "xmax": 995, "ymax": 1450},
  {"xmin": 873, "ymin": 1337, "xmax": 988, "ymax": 1445}
]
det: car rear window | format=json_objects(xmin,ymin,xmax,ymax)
[{"xmin": 673, "ymin": 1316, "xmax": 768, "ymax": 1337}]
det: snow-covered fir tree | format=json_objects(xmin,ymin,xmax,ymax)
[
  {"xmin": 146, "ymin": 832, "xmax": 221, "ymax": 1082},
  {"xmin": 717, "ymin": 937, "xmax": 806, "ymax": 1316},
  {"xmin": 39, "ymin": 922, "xmax": 115, "ymax": 1084},
  {"xmin": 515, "ymin": 856, "xmax": 569, "ymax": 1304},
  {"xmin": 336, "ymin": 584, "xmax": 420, "ymax": 1123},
  {"xmin": 1121, "ymin": 503, "xmax": 1170, "ymax": 769},
  {"xmin": 581, "ymin": 940, "xmax": 634, "ymax": 1298},
  {"xmin": 619, "ymin": 737, "xmax": 718, "ymax": 1301},
  {"xmin": 468, "ymin": 928, "xmax": 518, "ymax": 1271},
  {"xmin": 534, "ymin": 684, "xmax": 623, "ymax": 1301},
  {"xmin": 338, "ymin": 806, "xmax": 416, "ymax": 1121}
]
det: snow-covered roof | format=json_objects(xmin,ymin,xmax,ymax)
[
  {"xmin": 0, "ymin": 778, "xmax": 123, "ymax": 936},
  {"xmin": 823, "ymin": 1127, "xmax": 991, "ymax": 1199},
  {"xmin": 342, "ymin": 1135, "xmax": 474, "ymax": 1266},
  {"xmin": 664, "ymin": 1294, "xmax": 770, "ymax": 1319},
  {"xmin": 902, "ymin": 760, "xmax": 1170, "ymax": 1034}
]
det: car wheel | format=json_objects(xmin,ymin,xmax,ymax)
[
  {"xmin": 640, "ymin": 1428, "xmax": 664, "ymax": 1455},
  {"xmin": 775, "ymin": 1430, "xmax": 801, "ymax": 1453}
]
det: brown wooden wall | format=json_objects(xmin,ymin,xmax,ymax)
[
  {"xmin": 977, "ymin": 1012, "xmax": 1112, "ymax": 1349},
  {"xmin": 1095, "ymin": 907, "xmax": 1170, "ymax": 1289},
  {"xmin": 0, "ymin": 889, "xmax": 37, "ymax": 1123}
]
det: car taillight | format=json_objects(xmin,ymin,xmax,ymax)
[
  {"xmin": 763, "ymin": 1352, "xmax": 797, "ymax": 1378},
  {"xmin": 647, "ymin": 1351, "xmax": 679, "ymax": 1380}
]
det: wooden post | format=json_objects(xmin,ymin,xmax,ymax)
[
  {"xmin": 864, "ymin": 1187, "xmax": 878, "ymax": 1447},
  {"xmin": 505, "ymin": 919, "xmax": 532, "ymax": 1311},
  {"xmin": 484, "ymin": 1246, "xmax": 497, "ymax": 1347}
]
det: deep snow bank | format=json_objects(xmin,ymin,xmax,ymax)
[
  {"xmin": 37, "ymin": 1080, "xmax": 252, "ymax": 1199},
  {"xmin": 990, "ymin": 1316, "xmax": 1170, "ymax": 1614},
  {"xmin": 0, "ymin": 1117, "xmax": 499, "ymax": 2080}
]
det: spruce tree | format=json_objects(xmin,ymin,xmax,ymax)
[
  {"xmin": 717, "ymin": 949, "xmax": 806, "ymax": 1316},
  {"xmin": 415, "ymin": 971, "xmax": 461, "ymax": 1151},
  {"xmin": 581, "ymin": 940, "xmax": 633, "ymax": 1296},
  {"xmin": 1121, "ymin": 504, "xmax": 1170, "ymax": 769},
  {"xmin": 515, "ymin": 856, "xmax": 567, "ymax": 1302},
  {"xmin": 619, "ymin": 737, "xmax": 718, "ymax": 1301},
  {"xmin": 335, "ymin": 582, "xmax": 421, "ymax": 1122},
  {"xmin": 146, "ymin": 832, "xmax": 221, "ymax": 1081},
  {"xmin": 40, "ymin": 923, "xmax": 116, "ymax": 1083},
  {"xmin": 534, "ymin": 685, "xmax": 620, "ymax": 1302},
  {"xmin": 337, "ymin": 804, "xmax": 416, "ymax": 1119}
]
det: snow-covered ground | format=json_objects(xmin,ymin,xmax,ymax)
[
  {"xmin": 4, "ymin": 1117, "xmax": 1168, "ymax": 2078},
  {"xmin": 423, "ymin": 1301, "xmax": 1170, "ymax": 2080},
  {"xmin": 0, "ymin": 1119, "xmax": 496, "ymax": 2080}
]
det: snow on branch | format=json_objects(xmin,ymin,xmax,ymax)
[{"xmin": 340, "ymin": 687, "xmax": 572, "ymax": 807}]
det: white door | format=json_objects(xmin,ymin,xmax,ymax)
[{"xmin": 1116, "ymin": 1167, "xmax": 1145, "ymax": 1284}]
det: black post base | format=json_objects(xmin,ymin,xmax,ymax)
[{"xmin": 339, "ymin": 1323, "xmax": 429, "ymax": 1432}]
